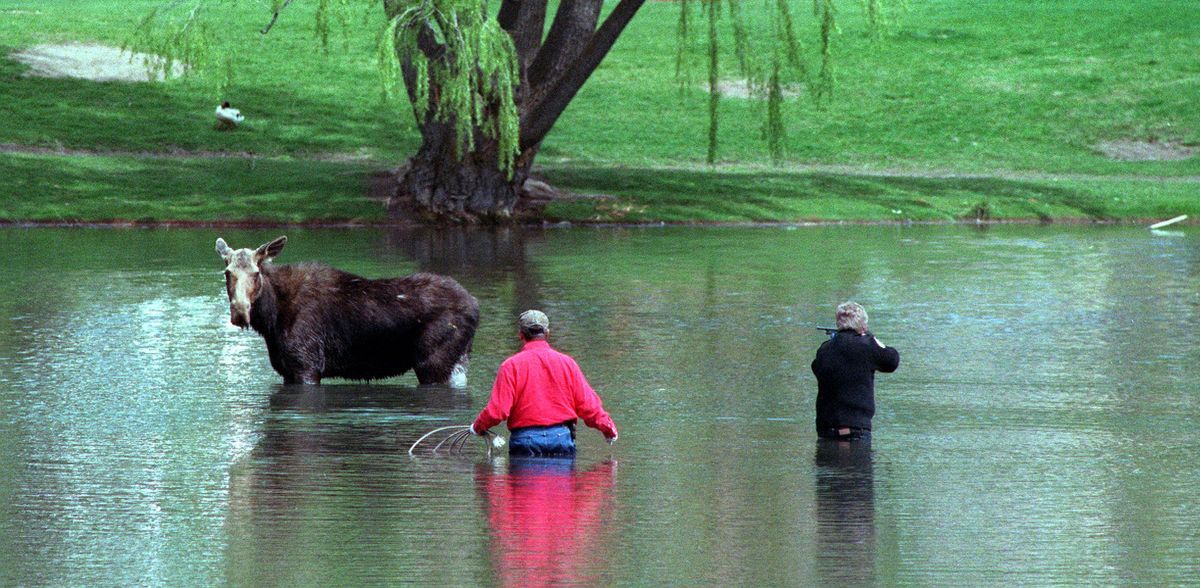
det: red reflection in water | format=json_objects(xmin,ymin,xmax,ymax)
[{"xmin": 475, "ymin": 459, "xmax": 618, "ymax": 587}]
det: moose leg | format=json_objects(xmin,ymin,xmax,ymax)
[
  {"xmin": 417, "ymin": 353, "xmax": 469, "ymax": 387},
  {"xmin": 278, "ymin": 357, "xmax": 322, "ymax": 385},
  {"xmin": 414, "ymin": 349, "xmax": 453, "ymax": 385},
  {"xmin": 414, "ymin": 317, "xmax": 471, "ymax": 386},
  {"xmin": 281, "ymin": 372, "xmax": 321, "ymax": 385},
  {"xmin": 279, "ymin": 339, "xmax": 324, "ymax": 385}
]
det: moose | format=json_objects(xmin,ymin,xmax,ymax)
[{"xmin": 215, "ymin": 236, "xmax": 479, "ymax": 386}]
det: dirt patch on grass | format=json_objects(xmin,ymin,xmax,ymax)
[
  {"xmin": 0, "ymin": 143, "xmax": 257, "ymax": 159},
  {"xmin": 1095, "ymin": 138, "xmax": 1196, "ymax": 161},
  {"xmin": 10, "ymin": 43, "xmax": 184, "ymax": 82},
  {"xmin": 312, "ymin": 148, "xmax": 382, "ymax": 164},
  {"xmin": 711, "ymin": 80, "xmax": 804, "ymax": 99}
]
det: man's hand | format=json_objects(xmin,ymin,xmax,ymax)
[
  {"xmin": 606, "ymin": 433, "xmax": 618, "ymax": 446},
  {"xmin": 470, "ymin": 424, "xmax": 482, "ymax": 436}
]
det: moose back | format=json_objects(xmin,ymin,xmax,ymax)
[{"xmin": 216, "ymin": 236, "xmax": 479, "ymax": 385}]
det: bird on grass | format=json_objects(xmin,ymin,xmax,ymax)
[{"xmin": 214, "ymin": 101, "xmax": 244, "ymax": 130}]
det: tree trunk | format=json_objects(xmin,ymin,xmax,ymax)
[
  {"xmin": 391, "ymin": 119, "xmax": 535, "ymax": 223},
  {"xmin": 384, "ymin": 0, "xmax": 646, "ymax": 223}
]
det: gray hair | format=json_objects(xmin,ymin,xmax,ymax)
[{"xmin": 835, "ymin": 301, "xmax": 869, "ymax": 334}]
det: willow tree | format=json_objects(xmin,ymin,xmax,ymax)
[{"xmin": 132, "ymin": 0, "xmax": 897, "ymax": 222}]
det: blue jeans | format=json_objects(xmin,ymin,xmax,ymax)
[
  {"xmin": 509, "ymin": 456, "xmax": 577, "ymax": 475},
  {"xmin": 509, "ymin": 424, "xmax": 576, "ymax": 457}
]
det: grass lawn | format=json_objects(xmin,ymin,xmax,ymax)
[
  {"xmin": 0, "ymin": 0, "xmax": 1196, "ymax": 224},
  {"xmin": 541, "ymin": 163, "xmax": 1200, "ymax": 223},
  {"xmin": 0, "ymin": 152, "xmax": 382, "ymax": 224}
]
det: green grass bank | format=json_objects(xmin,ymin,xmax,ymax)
[{"xmin": 0, "ymin": 0, "xmax": 1196, "ymax": 224}]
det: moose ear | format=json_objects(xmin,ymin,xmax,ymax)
[
  {"xmin": 216, "ymin": 237, "xmax": 232, "ymax": 259},
  {"xmin": 256, "ymin": 236, "xmax": 287, "ymax": 262}
]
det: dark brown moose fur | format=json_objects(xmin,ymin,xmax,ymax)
[{"xmin": 219, "ymin": 237, "xmax": 479, "ymax": 385}]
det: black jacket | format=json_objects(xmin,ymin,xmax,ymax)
[{"xmin": 811, "ymin": 330, "xmax": 900, "ymax": 431}]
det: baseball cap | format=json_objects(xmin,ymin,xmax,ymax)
[{"xmin": 518, "ymin": 309, "xmax": 549, "ymax": 331}]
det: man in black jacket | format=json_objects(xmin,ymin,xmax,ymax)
[{"xmin": 811, "ymin": 302, "xmax": 900, "ymax": 441}]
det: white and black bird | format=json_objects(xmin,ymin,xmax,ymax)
[{"xmin": 214, "ymin": 101, "xmax": 244, "ymax": 130}]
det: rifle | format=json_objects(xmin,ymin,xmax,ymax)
[{"xmin": 815, "ymin": 326, "xmax": 838, "ymax": 337}]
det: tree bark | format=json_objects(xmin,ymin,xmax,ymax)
[
  {"xmin": 498, "ymin": 0, "xmax": 548, "ymax": 72},
  {"xmin": 392, "ymin": 119, "xmax": 536, "ymax": 223},
  {"xmin": 520, "ymin": 0, "xmax": 646, "ymax": 151},
  {"xmin": 383, "ymin": 0, "xmax": 646, "ymax": 223},
  {"xmin": 526, "ymin": 0, "xmax": 603, "ymax": 91}
]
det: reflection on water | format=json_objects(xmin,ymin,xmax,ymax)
[
  {"xmin": 476, "ymin": 458, "xmax": 618, "ymax": 588},
  {"xmin": 266, "ymin": 382, "xmax": 471, "ymax": 413},
  {"xmin": 814, "ymin": 440, "xmax": 875, "ymax": 585},
  {"xmin": 225, "ymin": 383, "xmax": 483, "ymax": 586},
  {"xmin": 1, "ymin": 225, "xmax": 1198, "ymax": 585}
]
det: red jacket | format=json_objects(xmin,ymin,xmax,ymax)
[{"xmin": 473, "ymin": 340, "xmax": 617, "ymax": 439}]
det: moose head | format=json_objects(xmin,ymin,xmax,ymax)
[{"xmin": 215, "ymin": 236, "xmax": 287, "ymax": 328}]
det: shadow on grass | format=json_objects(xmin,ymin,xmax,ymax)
[
  {"xmin": 542, "ymin": 165, "xmax": 1108, "ymax": 222},
  {"xmin": 0, "ymin": 151, "xmax": 383, "ymax": 222}
]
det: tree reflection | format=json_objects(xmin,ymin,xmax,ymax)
[
  {"xmin": 814, "ymin": 440, "xmax": 876, "ymax": 585},
  {"xmin": 475, "ymin": 459, "xmax": 619, "ymax": 587},
  {"xmin": 225, "ymin": 384, "xmax": 477, "ymax": 586},
  {"xmin": 381, "ymin": 226, "xmax": 547, "ymax": 314}
]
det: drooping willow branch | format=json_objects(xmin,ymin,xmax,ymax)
[
  {"xmin": 676, "ymin": 0, "xmax": 897, "ymax": 164},
  {"xmin": 260, "ymin": 0, "xmax": 295, "ymax": 35},
  {"xmin": 382, "ymin": 0, "xmax": 523, "ymax": 174},
  {"xmin": 130, "ymin": 0, "xmax": 901, "ymax": 177}
]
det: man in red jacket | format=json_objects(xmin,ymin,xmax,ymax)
[{"xmin": 472, "ymin": 310, "xmax": 618, "ymax": 456}]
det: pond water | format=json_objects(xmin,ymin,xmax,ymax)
[{"xmin": 0, "ymin": 225, "xmax": 1197, "ymax": 586}]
